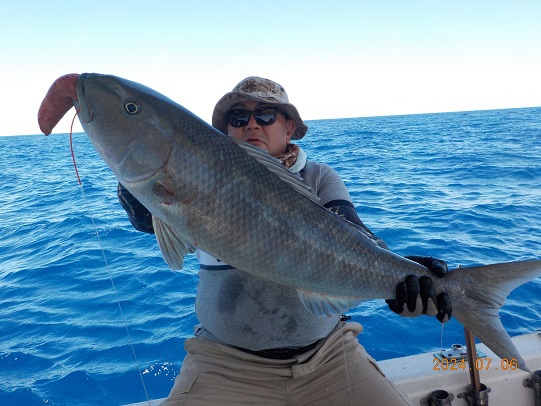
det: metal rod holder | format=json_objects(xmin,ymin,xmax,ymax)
[
  {"xmin": 428, "ymin": 389, "xmax": 453, "ymax": 405},
  {"xmin": 533, "ymin": 370, "xmax": 541, "ymax": 406},
  {"xmin": 464, "ymin": 383, "xmax": 490, "ymax": 405}
]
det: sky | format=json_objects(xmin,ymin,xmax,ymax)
[{"xmin": 2, "ymin": 0, "xmax": 540, "ymax": 136}]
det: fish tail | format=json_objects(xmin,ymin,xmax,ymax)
[{"xmin": 447, "ymin": 260, "xmax": 541, "ymax": 372}]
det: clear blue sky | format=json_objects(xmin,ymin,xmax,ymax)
[{"xmin": 2, "ymin": 0, "xmax": 540, "ymax": 136}]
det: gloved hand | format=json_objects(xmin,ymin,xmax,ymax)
[
  {"xmin": 385, "ymin": 256, "xmax": 452, "ymax": 323},
  {"xmin": 117, "ymin": 182, "xmax": 155, "ymax": 234}
]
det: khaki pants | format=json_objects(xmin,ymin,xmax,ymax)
[{"xmin": 159, "ymin": 322, "xmax": 411, "ymax": 406}]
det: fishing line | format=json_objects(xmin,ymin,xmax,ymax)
[
  {"xmin": 70, "ymin": 110, "xmax": 82, "ymax": 185},
  {"xmin": 437, "ymin": 264, "xmax": 459, "ymax": 356},
  {"xmin": 338, "ymin": 321, "xmax": 353, "ymax": 406},
  {"xmin": 440, "ymin": 322, "xmax": 445, "ymax": 356},
  {"xmin": 69, "ymin": 112, "xmax": 151, "ymax": 405}
]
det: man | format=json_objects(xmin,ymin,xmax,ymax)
[{"xmin": 118, "ymin": 77, "xmax": 450, "ymax": 405}]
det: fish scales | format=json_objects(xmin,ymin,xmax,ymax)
[{"xmin": 168, "ymin": 123, "xmax": 418, "ymax": 298}]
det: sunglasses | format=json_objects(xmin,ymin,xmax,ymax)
[{"xmin": 227, "ymin": 107, "xmax": 285, "ymax": 128}]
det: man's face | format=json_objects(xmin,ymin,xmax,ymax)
[{"xmin": 227, "ymin": 101, "xmax": 296, "ymax": 157}]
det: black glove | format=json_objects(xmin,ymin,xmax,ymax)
[
  {"xmin": 117, "ymin": 182, "xmax": 155, "ymax": 234},
  {"xmin": 385, "ymin": 256, "xmax": 452, "ymax": 323}
]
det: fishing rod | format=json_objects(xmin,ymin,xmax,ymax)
[{"xmin": 460, "ymin": 328, "xmax": 490, "ymax": 405}]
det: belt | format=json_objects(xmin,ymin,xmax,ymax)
[{"xmin": 234, "ymin": 339, "xmax": 321, "ymax": 360}]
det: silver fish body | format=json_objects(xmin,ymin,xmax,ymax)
[
  {"xmin": 76, "ymin": 74, "xmax": 429, "ymax": 298},
  {"xmin": 39, "ymin": 73, "xmax": 541, "ymax": 371}
]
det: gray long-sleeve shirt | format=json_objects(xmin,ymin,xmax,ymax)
[{"xmin": 194, "ymin": 156, "xmax": 371, "ymax": 351}]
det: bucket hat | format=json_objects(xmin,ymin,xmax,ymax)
[{"xmin": 212, "ymin": 76, "xmax": 308, "ymax": 139}]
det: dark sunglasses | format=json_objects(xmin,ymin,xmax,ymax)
[{"xmin": 227, "ymin": 107, "xmax": 285, "ymax": 128}]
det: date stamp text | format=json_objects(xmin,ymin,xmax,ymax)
[{"xmin": 433, "ymin": 357, "xmax": 519, "ymax": 371}]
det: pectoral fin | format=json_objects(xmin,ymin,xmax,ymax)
[
  {"xmin": 153, "ymin": 216, "xmax": 196, "ymax": 270},
  {"xmin": 296, "ymin": 288, "xmax": 362, "ymax": 316}
]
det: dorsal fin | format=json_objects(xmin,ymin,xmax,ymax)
[{"xmin": 231, "ymin": 138, "xmax": 320, "ymax": 204}]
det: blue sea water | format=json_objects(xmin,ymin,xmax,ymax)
[{"xmin": 1, "ymin": 107, "xmax": 540, "ymax": 405}]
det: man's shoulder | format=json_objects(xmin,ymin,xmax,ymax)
[
  {"xmin": 302, "ymin": 159, "xmax": 339, "ymax": 178},
  {"xmin": 303, "ymin": 159, "xmax": 332, "ymax": 171}
]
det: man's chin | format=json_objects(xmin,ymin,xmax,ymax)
[{"xmin": 247, "ymin": 140, "xmax": 268, "ymax": 151}]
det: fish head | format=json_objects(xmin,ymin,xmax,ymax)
[{"xmin": 75, "ymin": 73, "xmax": 174, "ymax": 185}]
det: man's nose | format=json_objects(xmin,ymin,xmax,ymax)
[{"xmin": 246, "ymin": 112, "xmax": 260, "ymax": 128}]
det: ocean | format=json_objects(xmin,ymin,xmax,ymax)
[{"xmin": 1, "ymin": 107, "xmax": 540, "ymax": 405}]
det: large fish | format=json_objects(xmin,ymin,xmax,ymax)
[{"xmin": 38, "ymin": 73, "xmax": 541, "ymax": 371}]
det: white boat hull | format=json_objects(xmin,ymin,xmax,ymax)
[{"xmin": 379, "ymin": 331, "xmax": 541, "ymax": 405}]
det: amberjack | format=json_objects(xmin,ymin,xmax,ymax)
[{"xmin": 38, "ymin": 73, "xmax": 541, "ymax": 371}]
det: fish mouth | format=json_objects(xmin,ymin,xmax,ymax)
[{"xmin": 75, "ymin": 73, "xmax": 94, "ymax": 124}]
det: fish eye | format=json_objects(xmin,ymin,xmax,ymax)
[{"xmin": 125, "ymin": 102, "xmax": 139, "ymax": 114}]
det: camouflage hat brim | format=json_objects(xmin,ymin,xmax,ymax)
[{"xmin": 211, "ymin": 77, "xmax": 308, "ymax": 140}]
